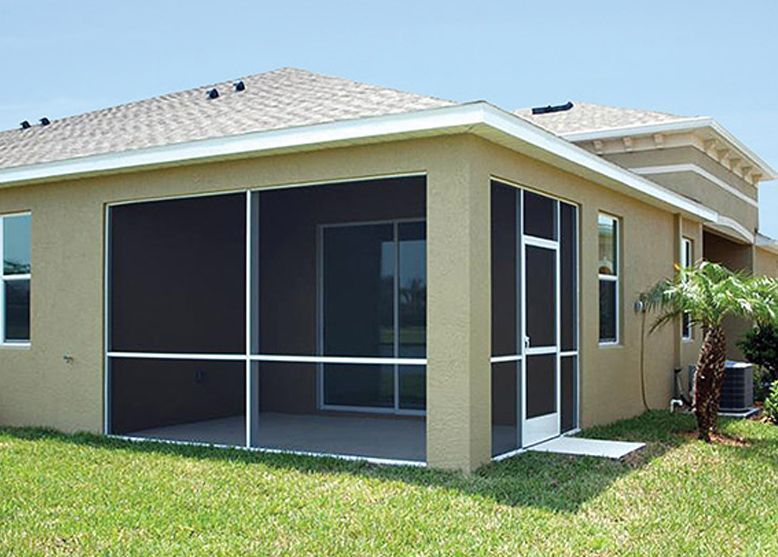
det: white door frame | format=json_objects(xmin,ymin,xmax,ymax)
[{"xmin": 520, "ymin": 217, "xmax": 562, "ymax": 447}]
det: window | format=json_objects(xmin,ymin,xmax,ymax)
[
  {"xmin": 598, "ymin": 214, "xmax": 619, "ymax": 344},
  {"xmin": 1, "ymin": 213, "xmax": 31, "ymax": 345},
  {"xmin": 681, "ymin": 238, "xmax": 693, "ymax": 340}
]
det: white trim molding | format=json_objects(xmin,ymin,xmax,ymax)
[
  {"xmin": 630, "ymin": 164, "xmax": 758, "ymax": 208},
  {"xmin": 0, "ymin": 102, "xmax": 718, "ymax": 223},
  {"xmin": 562, "ymin": 117, "xmax": 777, "ymax": 182},
  {"xmin": 707, "ymin": 216, "xmax": 755, "ymax": 244}
]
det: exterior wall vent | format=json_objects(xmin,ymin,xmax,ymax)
[{"xmin": 532, "ymin": 101, "xmax": 574, "ymax": 115}]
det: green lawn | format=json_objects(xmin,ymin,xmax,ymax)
[{"xmin": 1, "ymin": 412, "xmax": 776, "ymax": 556}]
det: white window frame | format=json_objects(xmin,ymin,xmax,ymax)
[
  {"xmin": 0, "ymin": 211, "xmax": 32, "ymax": 347},
  {"xmin": 598, "ymin": 213, "xmax": 620, "ymax": 346},
  {"xmin": 681, "ymin": 237, "xmax": 694, "ymax": 341}
]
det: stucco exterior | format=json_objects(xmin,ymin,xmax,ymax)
[
  {"xmin": 0, "ymin": 131, "xmax": 769, "ymax": 471},
  {"xmin": 602, "ymin": 147, "xmax": 758, "ymax": 235}
]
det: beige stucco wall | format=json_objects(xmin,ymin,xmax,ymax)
[
  {"xmin": 0, "ymin": 132, "xmax": 689, "ymax": 470},
  {"xmin": 703, "ymin": 231, "xmax": 754, "ymax": 360},
  {"xmin": 602, "ymin": 147, "xmax": 758, "ymax": 234},
  {"xmin": 754, "ymin": 246, "xmax": 778, "ymax": 278}
]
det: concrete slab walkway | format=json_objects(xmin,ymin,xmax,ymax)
[{"xmin": 528, "ymin": 436, "xmax": 645, "ymax": 460}]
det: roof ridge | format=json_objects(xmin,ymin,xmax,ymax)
[{"xmin": 566, "ymin": 100, "xmax": 689, "ymax": 119}]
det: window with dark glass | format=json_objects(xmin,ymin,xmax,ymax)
[
  {"xmin": 598, "ymin": 214, "xmax": 619, "ymax": 344},
  {"xmin": 681, "ymin": 238, "xmax": 693, "ymax": 340},
  {"xmin": 1, "ymin": 214, "xmax": 31, "ymax": 344}
]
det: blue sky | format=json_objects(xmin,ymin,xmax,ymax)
[{"xmin": 2, "ymin": 0, "xmax": 777, "ymax": 237}]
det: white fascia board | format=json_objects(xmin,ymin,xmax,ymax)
[
  {"xmin": 562, "ymin": 118, "xmax": 777, "ymax": 181},
  {"xmin": 0, "ymin": 101, "xmax": 716, "ymax": 221}
]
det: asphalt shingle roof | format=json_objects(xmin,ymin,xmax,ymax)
[
  {"xmin": 515, "ymin": 101, "xmax": 693, "ymax": 136},
  {"xmin": 0, "ymin": 67, "xmax": 454, "ymax": 170}
]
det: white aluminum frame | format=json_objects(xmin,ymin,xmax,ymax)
[
  {"xmin": 597, "ymin": 213, "xmax": 620, "ymax": 346},
  {"xmin": 0, "ymin": 211, "xmax": 32, "ymax": 347},
  {"xmin": 521, "ymin": 198, "xmax": 562, "ymax": 448},
  {"xmin": 316, "ymin": 218, "xmax": 427, "ymax": 416},
  {"xmin": 103, "ymin": 173, "xmax": 429, "ymax": 465},
  {"xmin": 489, "ymin": 179, "xmax": 580, "ymax": 459}
]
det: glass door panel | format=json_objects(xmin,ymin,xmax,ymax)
[
  {"xmin": 398, "ymin": 222, "xmax": 426, "ymax": 359},
  {"xmin": 322, "ymin": 224, "xmax": 395, "ymax": 357}
]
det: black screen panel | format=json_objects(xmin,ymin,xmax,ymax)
[
  {"xmin": 561, "ymin": 356, "xmax": 576, "ymax": 432},
  {"xmin": 560, "ymin": 202, "xmax": 577, "ymax": 351},
  {"xmin": 526, "ymin": 354, "xmax": 556, "ymax": 418},
  {"xmin": 109, "ymin": 358, "xmax": 245, "ymax": 435},
  {"xmin": 110, "ymin": 193, "xmax": 246, "ymax": 353},
  {"xmin": 491, "ymin": 182, "xmax": 518, "ymax": 355},
  {"xmin": 523, "ymin": 190, "xmax": 556, "ymax": 240}
]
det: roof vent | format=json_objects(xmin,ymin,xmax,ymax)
[
  {"xmin": 39, "ymin": 117, "xmax": 51, "ymax": 126},
  {"xmin": 233, "ymin": 80, "xmax": 245, "ymax": 92},
  {"xmin": 531, "ymin": 101, "xmax": 574, "ymax": 115},
  {"xmin": 206, "ymin": 88, "xmax": 219, "ymax": 100},
  {"xmin": 20, "ymin": 120, "xmax": 31, "ymax": 130}
]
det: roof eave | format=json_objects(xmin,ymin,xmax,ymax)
[
  {"xmin": 561, "ymin": 117, "xmax": 777, "ymax": 181},
  {"xmin": 0, "ymin": 102, "xmax": 718, "ymax": 222}
]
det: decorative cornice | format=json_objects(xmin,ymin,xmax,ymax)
[{"xmin": 564, "ymin": 118, "xmax": 776, "ymax": 185}]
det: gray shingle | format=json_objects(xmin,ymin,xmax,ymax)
[
  {"xmin": 0, "ymin": 68, "xmax": 454, "ymax": 170},
  {"xmin": 515, "ymin": 101, "xmax": 693, "ymax": 135}
]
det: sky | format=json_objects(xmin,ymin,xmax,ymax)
[{"xmin": 1, "ymin": 0, "xmax": 777, "ymax": 237}]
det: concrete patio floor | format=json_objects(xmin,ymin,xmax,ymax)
[{"xmin": 127, "ymin": 413, "xmax": 521, "ymax": 463}]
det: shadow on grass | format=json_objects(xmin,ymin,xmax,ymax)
[
  {"xmin": 0, "ymin": 411, "xmax": 699, "ymax": 513},
  {"xmin": 715, "ymin": 417, "xmax": 778, "ymax": 470}
]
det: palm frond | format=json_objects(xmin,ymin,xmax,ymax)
[{"xmin": 641, "ymin": 261, "xmax": 778, "ymax": 333}]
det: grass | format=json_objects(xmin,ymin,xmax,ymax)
[{"xmin": 0, "ymin": 412, "xmax": 776, "ymax": 556}]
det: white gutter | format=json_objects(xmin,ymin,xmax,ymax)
[
  {"xmin": 0, "ymin": 102, "xmax": 717, "ymax": 221},
  {"xmin": 561, "ymin": 117, "xmax": 777, "ymax": 181}
]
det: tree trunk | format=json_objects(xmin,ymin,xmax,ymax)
[{"xmin": 693, "ymin": 326, "xmax": 727, "ymax": 441}]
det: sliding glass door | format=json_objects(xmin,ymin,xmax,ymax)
[{"xmin": 320, "ymin": 220, "xmax": 426, "ymax": 413}]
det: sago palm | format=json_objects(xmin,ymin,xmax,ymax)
[{"xmin": 643, "ymin": 261, "xmax": 776, "ymax": 441}]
